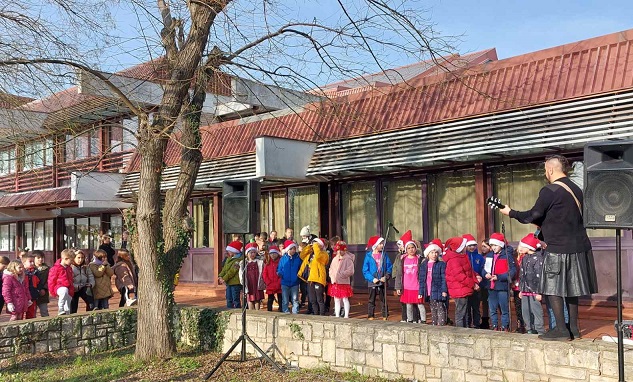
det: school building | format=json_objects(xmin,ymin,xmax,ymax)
[{"xmin": 1, "ymin": 29, "xmax": 632, "ymax": 300}]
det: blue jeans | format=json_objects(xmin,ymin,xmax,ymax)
[
  {"xmin": 226, "ymin": 285, "xmax": 242, "ymax": 308},
  {"xmin": 488, "ymin": 289, "xmax": 509, "ymax": 328},
  {"xmin": 281, "ymin": 284, "xmax": 300, "ymax": 314}
]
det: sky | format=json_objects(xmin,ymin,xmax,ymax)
[{"xmin": 102, "ymin": 0, "xmax": 633, "ymax": 83}]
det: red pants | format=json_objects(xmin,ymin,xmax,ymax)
[{"xmin": 25, "ymin": 300, "xmax": 36, "ymax": 319}]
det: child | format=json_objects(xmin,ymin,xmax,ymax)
[
  {"xmin": 33, "ymin": 251, "xmax": 50, "ymax": 317},
  {"xmin": 298, "ymin": 237, "xmax": 329, "ymax": 316},
  {"xmin": 464, "ymin": 234, "xmax": 484, "ymax": 328},
  {"xmin": 263, "ymin": 247, "xmax": 282, "ymax": 312},
  {"xmin": 112, "ymin": 249, "xmax": 138, "ymax": 307},
  {"xmin": 277, "ymin": 240, "xmax": 302, "ymax": 314},
  {"xmin": 328, "ymin": 241, "xmax": 355, "ymax": 318},
  {"xmin": 2, "ymin": 260, "xmax": 31, "ymax": 321},
  {"xmin": 218, "ymin": 241, "xmax": 243, "ymax": 309},
  {"xmin": 71, "ymin": 250, "xmax": 95, "ymax": 313},
  {"xmin": 511, "ymin": 248, "xmax": 526, "ymax": 333},
  {"xmin": 239, "ymin": 243, "xmax": 265, "ymax": 310},
  {"xmin": 0, "ymin": 256, "xmax": 9, "ymax": 313},
  {"xmin": 479, "ymin": 239, "xmax": 492, "ymax": 329},
  {"xmin": 418, "ymin": 242, "xmax": 448, "ymax": 325},
  {"xmin": 395, "ymin": 240, "xmax": 426, "ymax": 323},
  {"xmin": 481, "ymin": 232, "xmax": 517, "ymax": 331},
  {"xmin": 22, "ymin": 253, "xmax": 42, "ymax": 319},
  {"xmin": 362, "ymin": 236, "xmax": 392, "ymax": 320},
  {"xmin": 89, "ymin": 249, "xmax": 115, "ymax": 310},
  {"xmin": 48, "ymin": 249, "xmax": 75, "ymax": 315},
  {"xmin": 443, "ymin": 236, "xmax": 479, "ymax": 328},
  {"xmin": 517, "ymin": 234, "xmax": 546, "ymax": 334},
  {"xmin": 394, "ymin": 230, "xmax": 420, "ymax": 323}
]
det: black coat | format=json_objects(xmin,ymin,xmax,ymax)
[{"xmin": 518, "ymin": 249, "xmax": 545, "ymax": 293}]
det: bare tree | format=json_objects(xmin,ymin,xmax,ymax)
[{"xmin": 0, "ymin": 0, "xmax": 457, "ymax": 360}]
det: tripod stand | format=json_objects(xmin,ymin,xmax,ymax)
[{"xmin": 204, "ymin": 237, "xmax": 285, "ymax": 379}]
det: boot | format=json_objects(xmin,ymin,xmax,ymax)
[
  {"xmin": 480, "ymin": 317, "xmax": 490, "ymax": 329},
  {"xmin": 539, "ymin": 327, "xmax": 571, "ymax": 341},
  {"xmin": 514, "ymin": 320, "xmax": 526, "ymax": 334}
]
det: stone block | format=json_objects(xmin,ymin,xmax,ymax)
[
  {"xmin": 451, "ymin": 343, "xmax": 476, "ymax": 358},
  {"xmin": 490, "ymin": 337, "xmax": 512, "ymax": 349},
  {"xmin": 472, "ymin": 337, "xmax": 492, "ymax": 360},
  {"xmin": 429, "ymin": 341, "xmax": 449, "ymax": 367},
  {"xmin": 374, "ymin": 329, "xmax": 399, "ymax": 343},
  {"xmin": 442, "ymin": 368, "xmax": 465, "ymax": 381},
  {"xmin": 322, "ymin": 323, "xmax": 336, "ymax": 339},
  {"xmin": 352, "ymin": 332, "xmax": 374, "ymax": 351},
  {"xmin": 335, "ymin": 348, "xmax": 346, "ymax": 367},
  {"xmin": 525, "ymin": 347, "xmax": 546, "ymax": 372},
  {"xmin": 398, "ymin": 344, "xmax": 421, "ymax": 353},
  {"xmin": 467, "ymin": 358, "xmax": 483, "ymax": 374},
  {"xmin": 486, "ymin": 369, "xmax": 506, "ymax": 381},
  {"xmin": 35, "ymin": 340, "xmax": 48, "ymax": 353},
  {"xmin": 453, "ymin": 335, "xmax": 476, "ymax": 345},
  {"xmin": 428, "ymin": 330, "xmax": 455, "ymax": 344},
  {"xmin": 82, "ymin": 325, "xmax": 96, "ymax": 340},
  {"xmin": 503, "ymin": 370, "xmax": 524, "ymax": 382},
  {"xmin": 18, "ymin": 322, "xmax": 34, "ymax": 335},
  {"xmin": 366, "ymin": 351, "xmax": 382, "ymax": 368},
  {"xmin": 382, "ymin": 343, "xmax": 397, "ymax": 372},
  {"xmin": 311, "ymin": 322, "xmax": 324, "ymax": 340},
  {"xmin": 419, "ymin": 330, "xmax": 429, "ymax": 354},
  {"xmin": 322, "ymin": 339, "xmax": 336, "ymax": 363},
  {"xmin": 0, "ymin": 325, "xmax": 18, "ymax": 338},
  {"xmin": 307, "ymin": 341, "xmax": 322, "ymax": 357},
  {"xmin": 298, "ymin": 355, "xmax": 320, "ymax": 368},
  {"xmin": 404, "ymin": 330, "xmax": 420, "ymax": 345},
  {"xmin": 542, "ymin": 343, "xmax": 570, "ymax": 366},
  {"xmin": 545, "ymin": 365, "xmax": 587, "ymax": 380},
  {"xmin": 413, "ymin": 363, "xmax": 426, "ymax": 381},
  {"xmin": 426, "ymin": 365, "xmax": 441, "ymax": 379},
  {"xmin": 335, "ymin": 324, "xmax": 352, "ymax": 349},
  {"xmin": 492, "ymin": 346, "xmax": 526, "ymax": 370},
  {"xmin": 448, "ymin": 355, "xmax": 469, "ymax": 370},
  {"xmin": 397, "ymin": 360, "xmax": 414, "ymax": 376},
  {"xmin": 589, "ymin": 375, "xmax": 620, "ymax": 382},
  {"xmin": 81, "ymin": 316, "xmax": 93, "ymax": 326},
  {"xmin": 465, "ymin": 373, "xmax": 489, "ymax": 382},
  {"xmin": 347, "ymin": 350, "xmax": 366, "ymax": 365},
  {"xmin": 49, "ymin": 339, "xmax": 61, "ymax": 351},
  {"xmin": 569, "ymin": 347, "xmax": 600, "ymax": 371},
  {"xmin": 401, "ymin": 351, "xmax": 429, "ymax": 364}
]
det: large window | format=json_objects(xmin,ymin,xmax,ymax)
[
  {"xmin": 193, "ymin": 198, "xmax": 214, "ymax": 248},
  {"xmin": 110, "ymin": 215, "xmax": 124, "ymax": 249},
  {"xmin": 271, "ymin": 191, "xmax": 287, "ymax": 234},
  {"xmin": 382, "ymin": 179, "xmax": 423, "ymax": 242},
  {"xmin": 0, "ymin": 148, "xmax": 15, "ymax": 175},
  {"xmin": 111, "ymin": 117, "xmax": 138, "ymax": 152},
  {"xmin": 0, "ymin": 223, "xmax": 16, "ymax": 251},
  {"xmin": 428, "ymin": 170, "xmax": 476, "ymax": 240},
  {"xmin": 65, "ymin": 129, "xmax": 99, "ymax": 161},
  {"xmin": 64, "ymin": 217, "xmax": 101, "ymax": 249},
  {"xmin": 289, "ymin": 186, "xmax": 320, "ymax": 237},
  {"xmin": 23, "ymin": 139, "xmax": 54, "ymax": 171},
  {"xmin": 342, "ymin": 182, "xmax": 377, "ymax": 244},
  {"xmin": 21, "ymin": 220, "xmax": 53, "ymax": 251}
]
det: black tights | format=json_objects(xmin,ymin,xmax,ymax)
[{"xmin": 547, "ymin": 295, "xmax": 579, "ymax": 333}]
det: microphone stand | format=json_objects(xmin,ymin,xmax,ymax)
[{"xmin": 380, "ymin": 224, "xmax": 392, "ymax": 321}]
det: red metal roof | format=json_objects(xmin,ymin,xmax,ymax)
[
  {"xmin": 0, "ymin": 187, "xmax": 71, "ymax": 209},
  {"xmin": 128, "ymin": 28, "xmax": 633, "ymax": 170}
]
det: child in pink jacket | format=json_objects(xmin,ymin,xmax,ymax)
[
  {"xmin": 328, "ymin": 241, "xmax": 355, "ymax": 318},
  {"xmin": 2, "ymin": 260, "xmax": 31, "ymax": 321}
]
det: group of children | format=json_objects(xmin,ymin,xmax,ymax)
[
  {"xmin": 1, "ymin": 246, "xmax": 138, "ymax": 321},
  {"xmin": 220, "ymin": 227, "xmax": 551, "ymax": 336}
]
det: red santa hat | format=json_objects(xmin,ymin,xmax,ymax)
[
  {"xmin": 489, "ymin": 232, "xmax": 506, "ymax": 248},
  {"xmin": 445, "ymin": 236, "xmax": 467, "ymax": 253},
  {"xmin": 244, "ymin": 242, "xmax": 258, "ymax": 254},
  {"xmin": 429, "ymin": 238, "xmax": 444, "ymax": 250},
  {"xmin": 397, "ymin": 230, "xmax": 412, "ymax": 247},
  {"xmin": 404, "ymin": 240, "xmax": 418, "ymax": 250},
  {"xmin": 333, "ymin": 241, "xmax": 347, "ymax": 252},
  {"xmin": 313, "ymin": 237, "xmax": 326, "ymax": 248},
  {"xmin": 423, "ymin": 243, "xmax": 442, "ymax": 257},
  {"xmin": 268, "ymin": 247, "xmax": 280, "ymax": 255},
  {"xmin": 283, "ymin": 240, "xmax": 297, "ymax": 253},
  {"xmin": 463, "ymin": 234, "xmax": 477, "ymax": 247},
  {"xmin": 519, "ymin": 234, "xmax": 541, "ymax": 251},
  {"xmin": 226, "ymin": 241, "xmax": 243, "ymax": 254},
  {"xmin": 366, "ymin": 235, "xmax": 385, "ymax": 251}
]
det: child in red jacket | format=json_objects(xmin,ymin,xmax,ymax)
[
  {"xmin": 48, "ymin": 249, "xmax": 75, "ymax": 315},
  {"xmin": 443, "ymin": 236, "xmax": 480, "ymax": 328},
  {"xmin": 22, "ymin": 253, "xmax": 41, "ymax": 319},
  {"xmin": 263, "ymin": 247, "xmax": 282, "ymax": 312}
]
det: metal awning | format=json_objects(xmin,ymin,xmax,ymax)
[{"xmin": 306, "ymin": 90, "xmax": 633, "ymax": 175}]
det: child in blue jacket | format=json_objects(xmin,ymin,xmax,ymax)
[
  {"xmin": 362, "ymin": 236, "xmax": 392, "ymax": 320},
  {"xmin": 276, "ymin": 240, "xmax": 303, "ymax": 314},
  {"xmin": 480, "ymin": 232, "xmax": 516, "ymax": 331}
]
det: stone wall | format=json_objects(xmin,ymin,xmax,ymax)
[{"xmin": 222, "ymin": 310, "xmax": 633, "ymax": 382}]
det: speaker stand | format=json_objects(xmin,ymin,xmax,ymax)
[{"xmin": 615, "ymin": 229, "xmax": 625, "ymax": 382}]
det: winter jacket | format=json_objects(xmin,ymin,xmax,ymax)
[
  {"xmin": 418, "ymin": 259, "xmax": 448, "ymax": 302},
  {"xmin": 262, "ymin": 257, "xmax": 282, "ymax": 294},
  {"xmin": 24, "ymin": 267, "xmax": 41, "ymax": 301},
  {"xmin": 443, "ymin": 250, "xmax": 478, "ymax": 298},
  {"xmin": 72, "ymin": 264, "xmax": 95, "ymax": 290},
  {"xmin": 112, "ymin": 261, "xmax": 137, "ymax": 291},
  {"xmin": 218, "ymin": 255, "xmax": 242, "ymax": 286},
  {"xmin": 466, "ymin": 250, "xmax": 485, "ymax": 276},
  {"xmin": 89, "ymin": 260, "xmax": 114, "ymax": 299},
  {"xmin": 329, "ymin": 252, "xmax": 355, "ymax": 285},
  {"xmin": 239, "ymin": 259, "xmax": 265, "ymax": 294},
  {"xmin": 48, "ymin": 259, "xmax": 75, "ymax": 298},
  {"xmin": 277, "ymin": 252, "xmax": 302, "ymax": 287},
  {"xmin": 297, "ymin": 243, "xmax": 329, "ymax": 286},
  {"xmin": 480, "ymin": 245, "xmax": 517, "ymax": 292},
  {"xmin": 518, "ymin": 249, "xmax": 545, "ymax": 294},
  {"xmin": 36, "ymin": 263, "xmax": 50, "ymax": 304},
  {"xmin": 393, "ymin": 254, "xmax": 423, "ymax": 291},
  {"xmin": 2, "ymin": 271, "xmax": 30, "ymax": 315},
  {"xmin": 362, "ymin": 250, "xmax": 393, "ymax": 287},
  {"xmin": 99, "ymin": 243, "xmax": 116, "ymax": 267}
]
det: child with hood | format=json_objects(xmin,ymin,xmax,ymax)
[
  {"xmin": 2, "ymin": 260, "xmax": 31, "ymax": 320},
  {"xmin": 328, "ymin": 241, "xmax": 355, "ymax": 318}
]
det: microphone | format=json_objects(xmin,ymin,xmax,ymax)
[{"xmin": 388, "ymin": 221, "xmax": 400, "ymax": 233}]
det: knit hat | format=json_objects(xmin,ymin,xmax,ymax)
[
  {"xmin": 367, "ymin": 236, "xmax": 384, "ymax": 250},
  {"xmin": 333, "ymin": 241, "xmax": 347, "ymax": 252},
  {"xmin": 283, "ymin": 240, "xmax": 297, "ymax": 253},
  {"xmin": 519, "ymin": 234, "xmax": 540, "ymax": 251},
  {"xmin": 300, "ymin": 225, "xmax": 311, "ymax": 237},
  {"xmin": 463, "ymin": 234, "xmax": 477, "ymax": 247},
  {"xmin": 313, "ymin": 237, "xmax": 327, "ymax": 248},
  {"xmin": 423, "ymin": 243, "xmax": 442, "ymax": 257},
  {"xmin": 445, "ymin": 237, "xmax": 467, "ymax": 253},
  {"xmin": 245, "ymin": 242, "xmax": 258, "ymax": 254},
  {"xmin": 489, "ymin": 233, "xmax": 506, "ymax": 248},
  {"xmin": 226, "ymin": 241, "xmax": 243, "ymax": 254}
]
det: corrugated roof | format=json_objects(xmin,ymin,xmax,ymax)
[{"xmin": 0, "ymin": 187, "xmax": 71, "ymax": 208}]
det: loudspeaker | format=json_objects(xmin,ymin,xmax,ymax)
[
  {"xmin": 583, "ymin": 140, "xmax": 633, "ymax": 229},
  {"xmin": 222, "ymin": 180, "xmax": 261, "ymax": 234}
]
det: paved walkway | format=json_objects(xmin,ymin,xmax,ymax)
[{"xmin": 2, "ymin": 283, "xmax": 630, "ymax": 342}]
